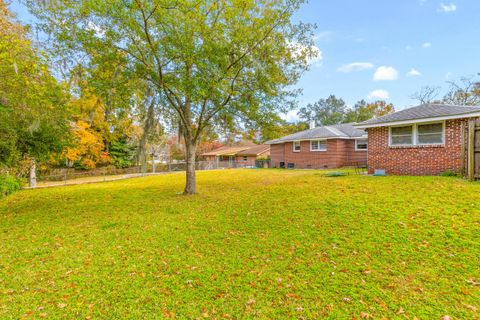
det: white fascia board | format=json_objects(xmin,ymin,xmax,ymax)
[{"xmin": 355, "ymin": 112, "xmax": 480, "ymax": 129}]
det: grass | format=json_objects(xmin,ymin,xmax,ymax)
[{"xmin": 1, "ymin": 169, "xmax": 479, "ymax": 319}]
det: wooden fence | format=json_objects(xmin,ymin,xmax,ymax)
[{"xmin": 465, "ymin": 119, "xmax": 480, "ymax": 181}]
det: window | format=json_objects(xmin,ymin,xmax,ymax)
[
  {"xmin": 390, "ymin": 125, "xmax": 413, "ymax": 146},
  {"xmin": 310, "ymin": 139, "xmax": 327, "ymax": 151},
  {"xmin": 389, "ymin": 122, "xmax": 444, "ymax": 147},
  {"xmin": 355, "ymin": 138, "xmax": 368, "ymax": 151},
  {"xmin": 417, "ymin": 123, "xmax": 443, "ymax": 144},
  {"xmin": 243, "ymin": 156, "xmax": 248, "ymax": 161},
  {"xmin": 293, "ymin": 141, "xmax": 301, "ymax": 152}
]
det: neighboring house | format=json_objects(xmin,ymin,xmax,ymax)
[
  {"xmin": 235, "ymin": 144, "xmax": 270, "ymax": 166},
  {"xmin": 355, "ymin": 103, "xmax": 480, "ymax": 175},
  {"xmin": 266, "ymin": 123, "xmax": 367, "ymax": 169},
  {"xmin": 201, "ymin": 146, "xmax": 254, "ymax": 163},
  {"xmin": 201, "ymin": 144, "xmax": 270, "ymax": 166}
]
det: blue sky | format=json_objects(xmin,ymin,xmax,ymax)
[{"xmin": 8, "ymin": 1, "xmax": 480, "ymax": 122}]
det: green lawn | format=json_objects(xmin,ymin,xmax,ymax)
[{"xmin": 1, "ymin": 170, "xmax": 479, "ymax": 319}]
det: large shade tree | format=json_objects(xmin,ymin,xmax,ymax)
[
  {"xmin": 26, "ymin": 0, "xmax": 316, "ymax": 194},
  {"xmin": 0, "ymin": 2, "xmax": 69, "ymax": 183}
]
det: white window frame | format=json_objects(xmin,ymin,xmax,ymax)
[
  {"xmin": 355, "ymin": 138, "xmax": 368, "ymax": 151},
  {"xmin": 293, "ymin": 140, "xmax": 301, "ymax": 152},
  {"xmin": 388, "ymin": 121, "xmax": 445, "ymax": 147},
  {"xmin": 310, "ymin": 139, "xmax": 327, "ymax": 152}
]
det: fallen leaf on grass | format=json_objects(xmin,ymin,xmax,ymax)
[{"xmin": 286, "ymin": 293, "xmax": 300, "ymax": 299}]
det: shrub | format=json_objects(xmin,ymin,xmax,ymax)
[
  {"xmin": 325, "ymin": 171, "xmax": 348, "ymax": 177},
  {"xmin": 0, "ymin": 175, "xmax": 22, "ymax": 198},
  {"xmin": 439, "ymin": 170, "xmax": 460, "ymax": 177}
]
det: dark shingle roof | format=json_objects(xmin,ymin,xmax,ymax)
[
  {"xmin": 356, "ymin": 104, "xmax": 480, "ymax": 127},
  {"xmin": 265, "ymin": 123, "xmax": 366, "ymax": 144},
  {"xmin": 236, "ymin": 145, "xmax": 270, "ymax": 156},
  {"xmin": 201, "ymin": 146, "xmax": 251, "ymax": 156}
]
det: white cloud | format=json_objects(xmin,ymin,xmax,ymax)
[
  {"xmin": 374, "ymin": 66, "xmax": 399, "ymax": 81},
  {"xmin": 86, "ymin": 21, "xmax": 106, "ymax": 37},
  {"xmin": 309, "ymin": 46, "xmax": 323, "ymax": 67},
  {"xmin": 368, "ymin": 89, "xmax": 390, "ymax": 100},
  {"xmin": 407, "ymin": 68, "xmax": 422, "ymax": 76},
  {"xmin": 439, "ymin": 3, "xmax": 457, "ymax": 12},
  {"xmin": 290, "ymin": 42, "xmax": 323, "ymax": 67},
  {"xmin": 314, "ymin": 31, "xmax": 333, "ymax": 41},
  {"xmin": 422, "ymin": 42, "xmax": 432, "ymax": 48},
  {"xmin": 282, "ymin": 110, "xmax": 300, "ymax": 122},
  {"xmin": 337, "ymin": 62, "xmax": 374, "ymax": 73}
]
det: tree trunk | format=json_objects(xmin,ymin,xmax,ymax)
[
  {"xmin": 152, "ymin": 148, "xmax": 156, "ymax": 174},
  {"xmin": 139, "ymin": 100, "xmax": 156, "ymax": 174},
  {"xmin": 184, "ymin": 140, "xmax": 197, "ymax": 195},
  {"xmin": 139, "ymin": 141, "xmax": 147, "ymax": 174},
  {"xmin": 29, "ymin": 158, "xmax": 37, "ymax": 188}
]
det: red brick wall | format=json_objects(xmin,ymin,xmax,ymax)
[
  {"xmin": 235, "ymin": 156, "xmax": 256, "ymax": 166},
  {"xmin": 270, "ymin": 139, "xmax": 367, "ymax": 169},
  {"xmin": 367, "ymin": 118, "xmax": 468, "ymax": 175},
  {"xmin": 270, "ymin": 144, "xmax": 286, "ymax": 167}
]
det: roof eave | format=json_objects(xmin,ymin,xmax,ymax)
[
  {"xmin": 265, "ymin": 136, "xmax": 359, "ymax": 144},
  {"xmin": 355, "ymin": 112, "xmax": 480, "ymax": 129}
]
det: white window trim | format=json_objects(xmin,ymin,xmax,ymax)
[
  {"xmin": 355, "ymin": 138, "xmax": 368, "ymax": 151},
  {"xmin": 388, "ymin": 121, "xmax": 445, "ymax": 147},
  {"xmin": 310, "ymin": 139, "xmax": 327, "ymax": 152},
  {"xmin": 293, "ymin": 140, "xmax": 301, "ymax": 152}
]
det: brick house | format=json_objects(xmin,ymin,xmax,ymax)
[
  {"xmin": 355, "ymin": 104, "xmax": 480, "ymax": 175},
  {"xmin": 201, "ymin": 145, "xmax": 270, "ymax": 166},
  {"xmin": 266, "ymin": 123, "xmax": 368, "ymax": 169},
  {"xmin": 235, "ymin": 145, "xmax": 270, "ymax": 167}
]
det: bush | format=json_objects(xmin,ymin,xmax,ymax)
[
  {"xmin": 325, "ymin": 171, "xmax": 348, "ymax": 177},
  {"xmin": 0, "ymin": 175, "xmax": 22, "ymax": 198},
  {"xmin": 439, "ymin": 170, "xmax": 460, "ymax": 177}
]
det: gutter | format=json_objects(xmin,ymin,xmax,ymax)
[{"xmin": 355, "ymin": 112, "xmax": 480, "ymax": 129}]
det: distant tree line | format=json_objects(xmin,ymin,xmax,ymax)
[
  {"xmin": 410, "ymin": 74, "xmax": 480, "ymax": 106},
  {"xmin": 296, "ymin": 95, "xmax": 394, "ymax": 126}
]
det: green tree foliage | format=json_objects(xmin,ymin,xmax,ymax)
[
  {"xmin": 298, "ymin": 95, "xmax": 347, "ymax": 125},
  {"xmin": 27, "ymin": 0, "xmax": 316, "ymax": 194},
  {"xmin": 298, "ymin": 95, "xmax": 394, "ymax": 125},
  {"xmin": 252, "ymin": 116, "xmax": 308, "ymax": 142},
  {"xmin": 0, "ymin": 3, "xmax": 69, "ymax": 171},
  {"xmin": 110, "ymin": 137, "xmax": 136, "ymax": 168},
  {"xmin": 344, "ymin": 100, "xmax": 395, "ymax": 123}
]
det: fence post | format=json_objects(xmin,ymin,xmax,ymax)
[
  {"xmin": 64, "ymin": 169, "xmax": 67, "ymax": 185},
  {"xmin": 103, "ymin": 167, "xmax": 107, "ymax": 182},
  {"xmin": 468, "ymin": 120, "xmax": 475, "ymax": 181},
  {"xmin": 29, "ymin": 158, "xmax": 37, "ymax": 188},
  {"xmin": 461, "ymin": 121, "xmax": 466, "ymax": 177}
]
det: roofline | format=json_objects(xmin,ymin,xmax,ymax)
[
  {"xmin": 265, "ymin": 136, "xmax": 364, "ymax": 144},
  {"xmin": 236, "ymin": 148, "xmax": 270, "ymax": 156},
  {"xmin": 355, "ymin": 112, "xmax": 480, "ymax": 129},
  {"xmin": 201, "ymin": 148, "xmax": 249, "ymax": 156}
]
